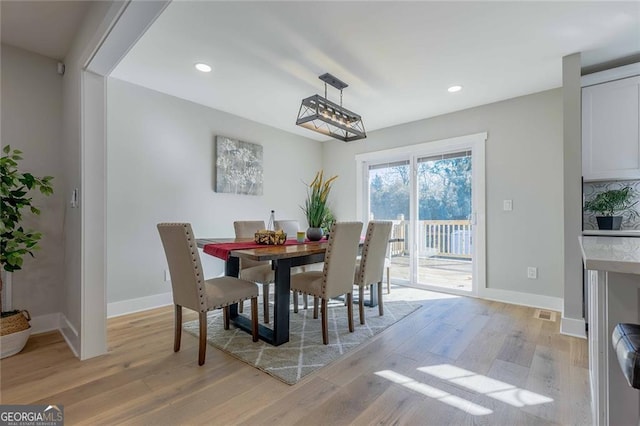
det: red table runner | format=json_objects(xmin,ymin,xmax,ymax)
[{"xmin": 203, "ymin": 239, "xmax": 308, "ymax": 261}]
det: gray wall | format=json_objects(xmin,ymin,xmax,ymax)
[
  {"xmin": 0, "ymin": 44, "xmax": 65, "ymax": 316},
  {"xmin": 106, "ymin": 78, "xmax": 322, "ymax": 303},
  {"xmin": 562, "ymin": 53, "xmax": 584, "ymax": 334},
  {"xmin": 323, "ymin": 89, "xmax": 564, "ymax": 300}
]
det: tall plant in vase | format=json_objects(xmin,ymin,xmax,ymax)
[
  {"xmin": 0, "ymin": 145, "xmax": 53, "ymax": 358},
  {"xmin": 301, "ymin": 170, "xmax": 337, "ymax": 241}
]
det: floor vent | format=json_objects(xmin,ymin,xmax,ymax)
[{"xmin": 534, "ymin": 309, "xmax": 557, "ymax": 322}]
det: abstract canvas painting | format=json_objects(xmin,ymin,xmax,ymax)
[{"xmin": 215, "ymin": 136, "xmax": 263, "ymax": 195}]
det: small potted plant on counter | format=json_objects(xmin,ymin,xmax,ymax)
[{"xmin": 584, "ymin": 186, "xmax": 638, "ymax": 230}]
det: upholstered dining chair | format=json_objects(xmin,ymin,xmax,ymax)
[
  {"xmin": 290, "ymin": 221, "xmax": 363, "ymax": 344},
  {"xmin": 157, "ymin": 223, "xmax": 258, "ymax": 366},
  {"xmin": 234, "ymin": 220, "xmax": 275, "ymax": 323},
  {"xmin": 354, "ymin": 221, "xmax": 393, "ymax": 325},
  {"xmin": 274, "ymin": 219, "xmax": 320, "ymax": 310},
  {"xmin": 274, "ymin": 220, "xmax": 300, "ymax": 238}
]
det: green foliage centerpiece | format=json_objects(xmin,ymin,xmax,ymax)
[
  {"xmin": 302, "ymin": 170, "xmax": 337, "ymax": 241},
  {"xmin": 583, "ymin": 186, "xmax": 638, "ymax": 230},
  {"xmin": 1, "ymin": 145, "xmax": 53, "ymax": 356}
]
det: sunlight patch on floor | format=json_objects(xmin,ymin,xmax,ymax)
[
  {"xmin": 418, "ymin": 364, "xmax": 553, "ymax": 407},
  {"xmin": 375, "ymin": 370, "xmax": 493, "ymax": 416}
]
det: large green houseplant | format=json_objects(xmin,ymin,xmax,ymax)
[
  {"xmin": 1, "ymin": 145, "xmax": 53, "ymax": 357},
  {"xmin": 301, "ymin": 170, "xmax": 337, "ymax": 241},
  {"xmin": 583, "ymin": 186, "xmax": 638, "ymax": 230}
]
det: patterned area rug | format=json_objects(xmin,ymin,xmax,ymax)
[{"xmin": 183, "ymin": 298, "xmax": 420, "ymax": 385}]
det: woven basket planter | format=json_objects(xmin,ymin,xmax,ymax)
[
  {"xmin": 0, "ymin": 310, "xmax": 31, "ymax": 359},
  {"xmin": 1, "ymin": 310, "xmax": 30, "ymax": 336}
]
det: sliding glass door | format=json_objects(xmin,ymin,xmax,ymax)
[{"xmin": 359, "ymin": 133, "xmax": 485, "ymax": 296}]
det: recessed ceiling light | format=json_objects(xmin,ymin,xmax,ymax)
[
  {"xmin": 195, "ymin": 63, "xmax": 212, "ymax": 73},
  {"xmin": 448, "ymin": 85, "xmax": 463, "ymax": 93}
]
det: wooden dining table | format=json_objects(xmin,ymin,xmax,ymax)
[{"xmin": 197, "ymin": 238, "xmax": 328, "ymax": 346}]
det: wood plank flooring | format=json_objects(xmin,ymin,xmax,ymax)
[{"xmin": 0, "ymin": 289, "xmax": 591, "ymax": 425}]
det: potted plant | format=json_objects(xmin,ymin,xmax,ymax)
[
  {"xmin": 0, "ymin": 145, "xmax": 53, "ymax": 358},
  {"xmin": 321, "ymin": 208, "xmax": 336, "ymax": 237},
  {"xmin": 301, "ymin": 170, "xmax": 337, "ymax": 241},
  {"xmin": 583, "ymin": 186, "xmax": 638, "ymax": 230}
]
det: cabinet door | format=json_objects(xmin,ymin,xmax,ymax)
[{"xmin": 582, "ymin": 76, "xmax": 640, "ymax": 181}]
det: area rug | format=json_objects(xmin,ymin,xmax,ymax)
[{"xmin": 183, "ymin": 298, "xmax": 420, "ymax": 384}]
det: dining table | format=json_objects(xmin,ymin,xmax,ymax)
[
  {"xmin": 197, "ymin": 238, "xmax": 329, "ymax": 346},
  {"xmin": 197, "ymin": 235, "xmax": 401, "ymax": 346}
]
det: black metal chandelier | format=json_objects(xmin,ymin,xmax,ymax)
[{"xmin": 296, "ymin": 73, "xmax": 366, "ymax": 142}]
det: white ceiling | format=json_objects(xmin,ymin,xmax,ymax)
[
  {"xmin": 1, "ymin": 0, "xmax": 90, "ymax": 60},
  {"xmin": 3, "ymin": 1, "xmax": 639, "ymax": 141},
  {"xmin": 111, "ymin": 1, "xmax": 640, "ymax": 141}
]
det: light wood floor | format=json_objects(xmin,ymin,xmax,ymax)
[{"xmin": 0, "ymin": 289, "xmax": 591, "ymax": 425}]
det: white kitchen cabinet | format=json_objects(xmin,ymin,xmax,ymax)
[{"xmin": 582, "ymin": 75, "xmax": 640, "ymax": 181}]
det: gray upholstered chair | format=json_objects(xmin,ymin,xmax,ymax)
[
  {"xmin": 157, "ymin": 223, "xmax": 258, "ymax": 365},
  {"xmin": 354, "ymin": 221, "xmax": 393, "ymax": 324},
  {"xmin": 274, "ymin": 220, "xmax": 300, "ymax": 238},
  {"xmin": 290, "ymin": 221, "xmax": 363, "ymax": 344},
  {"xmin": 384, "ymin": 257, "xmax": 392, "ymax": 294},
  {"xmin": 274, "ymin": 219, "xmax": 320, "ymax": 309},
  {"xmin": 234, "ymin": 220, "xmax": 275, "ymax": 323}
]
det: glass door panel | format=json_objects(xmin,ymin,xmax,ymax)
[
  {"xmin": 416, "ymin": 151, "xmax": 473, "ymax": 292},
  {"xmin": 368, "ymin": 160, "xmax": 411, "ymax": 284}
]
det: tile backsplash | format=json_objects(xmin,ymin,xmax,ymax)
[{"xmin": 583, "ymin": 180, "xmax": 640, "ymax": 230}]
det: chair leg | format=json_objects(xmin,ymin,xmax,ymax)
[
  {"xmin": 198, "ymin": 312, "xmax": 207, "ymax": 365},
  {"xmin": 347, "ymin": 293, "xmax": 354, "ymax": 333},
  {"xmin": 263, "ymin": 284, "xmax": 270, "ymax": 323},
  {"xmin": 359, "ymin": 286, "xmax": 365, "ymax": 325},
  {"xmin": 313, "ymin": 297, "xmax": 319, "ymax": 319},
  {"xmin": 293, "ymin": 290, "xmax": 299, "ymax": 313},
  {"xmin": 321, "ymin": 298, "xmax": 328, "ymax": 345},
  {"xmin": 174, "ymin": 304, "xmax": 182, "ymax": 352},
  {"xmin": 303, "ymin": 293, "xmax": 308, "ymax": 309},
  {"xmin": 387, "ymin": 266, "xmax": 391, "ymax": 294},
  {"xmin": 378, "ymin": 281, "xmax": 384, "ymax": 316},
  {"xmin": 251, "ymin": 296, "xmax": 259, "ymax": 342},
  {"xmin": 223, "ymin": 306, "xmax": 230, "ymax": 330},
  {"xmin": 238, "ymin": 300, "xmax": 244, "ymax": 313}
]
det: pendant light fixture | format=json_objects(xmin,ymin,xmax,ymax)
[{"xmin": 296, "ymin": 73, "xmax": 366, "ymax": 142}]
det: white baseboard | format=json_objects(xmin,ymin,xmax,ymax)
[
  {"xmin": 478, "ymin": 287, "xmax": 564, "ymax": 312},
  {"xmin": 107, "ymin": 292, "xmax": 173, "ymax": 318},
  {"xmin": 30, "ymin": 312, "xmax": 62, "ymax": 335},
  {"xmin": 560, "ymin": 316, "xmax": 587, "ymax": 339},
  {"xmin": 23, "ymin": 312, "xmax": 79, "ymax": 357},
  {"xmin": 60, "ymin": 314, "xmax": 79, "ymax": 358}
]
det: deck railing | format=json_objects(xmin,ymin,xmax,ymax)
[{"xmin": 389, "ymin": 219, "xmax": 472, "ymax": 259}]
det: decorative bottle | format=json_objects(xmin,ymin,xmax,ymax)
[{"xmin": 267, "ymin": 210, "xmax": 275, "ymax": 231}]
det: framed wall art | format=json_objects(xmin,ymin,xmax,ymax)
[{"xmin": 215, "ymin": 136, "xmax": 263, "ymax": 196}]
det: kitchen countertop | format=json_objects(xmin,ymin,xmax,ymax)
[
  {"xmin": 580, "ymin": 236, "xmax": 640, "ymax": 275},
  {"xmin": 582, "ymin": 229, "xmax": 640, "ymax": 237}
]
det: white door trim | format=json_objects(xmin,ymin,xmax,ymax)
[{"xmin": 355, "ymin": 132, "xmax": 487, "ymax": 296}]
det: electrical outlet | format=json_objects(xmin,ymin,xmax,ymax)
[
  {"xmin": 503, "ymin": 200, "xmax": 513, "ymax": 211},
  {"xmin": 527, "ymin": 267, "xmax": 537, "ymax": 279},
  {"xmin": 164, "ymin": 269, "xmax": 171, "ymax": 282}
]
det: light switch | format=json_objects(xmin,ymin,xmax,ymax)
[{"xmin": 503, "ymin": 200, "xmax": 513, "ymax": 211}]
